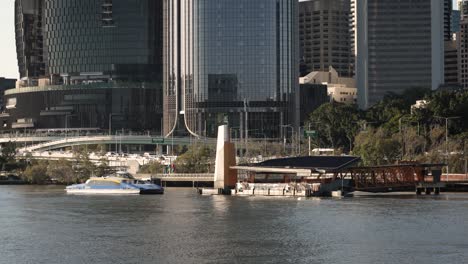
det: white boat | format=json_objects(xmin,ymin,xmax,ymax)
[{"xmin": 65, "ymin": 171, "xmax": 164, "ymax": 195}]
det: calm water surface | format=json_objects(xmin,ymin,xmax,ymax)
[{"xmin": 0, "ymin": 186, "xmax": 467, "ymax": 264}]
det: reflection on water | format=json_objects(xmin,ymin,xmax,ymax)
[{"xmin": 1, "ymin": 186, "xmax": 468, "ymax": 264}]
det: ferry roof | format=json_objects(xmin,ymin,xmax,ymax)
[
  {"xmin": 233, "ymin": 156, "xmax": 361, "ymax": 175},
  {"xmin": 257, "ymin": 156, "xmax": 360, "ymax": 171}
]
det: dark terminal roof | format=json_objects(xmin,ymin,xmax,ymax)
[{"xmin": 254, "ymin": 156, "xmax": 361, "ymax": 172}]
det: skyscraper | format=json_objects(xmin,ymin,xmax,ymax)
[
  {"xmin": 444, "ymin": 0, "xmax": 453, "ymax": 41},
  {"xmin": 163, "ymin": 0, "xmax": 298, "ymax": 138},
  {"xmin": 452, "ymin": 10, "xmax": 461, "ymax": 34},
  {"xmin": 3, "ymin": 0, "xmax": 163, "ymax": 131},
  {"xmin": 356, "ymin": 0, "xmax": 445, "ymax": 109},
  {"xmin": 15, "ymin": 0, "xmax": 45, "ymax": 85},
  {"xmin": 459, "ymin": 0, "xmax": 468, "ymax": 88},
  {"xmin": 299, "ymin": 0, "xmax": 352, "ymax": 77}
]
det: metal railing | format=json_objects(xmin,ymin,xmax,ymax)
[{"xmin": 153, "ymin": 173, "xmax": 214, "ymax": 179}]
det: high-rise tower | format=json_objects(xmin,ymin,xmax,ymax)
[
  {"xmin": 299, "ymin": 0, "xmax": 352, "ymax": 77},
  {"xmin": 3, "ymin": 0, "xmax": 164, "ymax": 131},
  {"xmin": 356, "ymin": 0, "xmax": 445, "ymax": 109},
  {"xmin": 163, "ymin": 0, "xmax": 299, "ymax": 138},
  {"xmin": 15, "ymin": 0, "xmax": 45, "ymax": 85},
  {"xmin": 459, "ymin": 0, "xmax": 468, "ymax": 89}
]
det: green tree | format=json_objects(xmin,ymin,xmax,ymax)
[
  {"xmin": 0, "ymin": 142, "xmax": 17, "ymax": 170},
  {"xmin": 46, "ymin": 159, "xmax": 75, "ymax": 184},
  {"xmin": 353, "ymin": 128, "xmax": 401, "ymax": 166},
  {"xmin": 94, "ymin": 158, "xmax": 112, "ymax": 177},
  {"xmin": 139, "ymin": 160, "xmax": 165, "ymax": 174},
  {"xmin": 73, "ymin": 147, "xmax": 96, "ymax": 182},
  {"xmin": 426, "ymin": 90, "xmax": 468, "ymax": 134},
  {"xmin": 23, "ymin": 161, "xmax": 49, "ymax": 184},
  {"xmin": 174, "ymin": 144, "xmax": 215, "ymax": 173},
  {"xmin": 308, "ymin": 102, "xmax": 361, "ymax": 152}
]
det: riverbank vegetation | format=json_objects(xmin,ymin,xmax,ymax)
[
  {"xmin": 139, "ymin": 144, "xmax": 215, "ymax": 174},
  {"xmin": 20, "ymin": 147, "xmax": 112, "ymax": 184},
  {"xmin": 3, "ymin": 89, "xmax": 466, "ymax": 180},
  {"xmin": 307, "ymin": 88, "xmax": 468, "ymax": 172}
]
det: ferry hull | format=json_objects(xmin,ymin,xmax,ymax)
[{"xmin": 66, "ymin": 189, "xmax": 140, "ymax": 195}]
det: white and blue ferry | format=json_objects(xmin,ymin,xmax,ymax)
[{"xmin": 65, "ymin": 172, "xmax": 164, "ymax": 195}]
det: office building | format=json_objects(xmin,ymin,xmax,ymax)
[
  {"xmin": 459, "ymin": 0, "xmax": 468, "ymax": 89},
  {"xmin": 163, "ymin": 0, "xmax": 298, "ymax": 138},
  {"xmin": 356, "ymin": 0, "xmax": 445, "ymax": 109},
  {"xmin": 452, "ymin": 10, "xmax": 461, "ymax": 34},
  {"xmin": 444, "ymin": 0, "xmax": 453, "ymax": 41},
  {"xmin": 0, "ymin": 78, "xmax": 17, "ymax": 116},
  {"xmin": 3, "ymin": 0, "xmax": 163, "ymax": 131},
  {"xmin": 15, "ymin": 0, "xmax": 45, "ymax": 85},
  {"xmin": 298, "ymin": 84, "xmax": 328, "ymax": 126},
  {"xmin": 299, "ymin": 0, "xmax": 352, "ymax": 77},
  {"xmin": 445, "ymin": 39, "xmax": 459, "ymax": 85},
  {"xmin": 300, "ymin": 66, "xmax": 357, "ymax": 105}
]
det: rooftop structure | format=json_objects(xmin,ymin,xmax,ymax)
[{"xmin": 300, "ymin": 66, "xmax": 357, "ymax": 104}]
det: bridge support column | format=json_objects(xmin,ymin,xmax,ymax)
[
  {"xmin": 167, "ymin": 145, "xmax": 172, "ymax": 156},
  {"xmin": 214, "ymin": 125, "xmax": 237, "ymax": 190},
  {"xmin": 158, "ymin": 145, "xmax": 163, "ymax": 155}
]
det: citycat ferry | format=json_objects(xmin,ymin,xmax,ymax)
[{"xmin": 65, "ymin": 171, "xmax": 164, "ymax": 195}]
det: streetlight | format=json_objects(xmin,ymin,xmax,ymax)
[
  {"xmin": 398, "ymin": 116, "xmax": 416, "ymax": 160},
  {"xmin": 229, "ymin": 127, "xmax": 241, "ymax": 141},
  {"xmin": 280, "ymin": 124, "xmax": 294, "ymax": 156},
  {"xmin": 306, "ymin": 122, "xmax": 321, "ymax": 156},
  {"xmin": 243, "ymin": 98, "xmax": 249, "ymax": 157},
  {"xmin": 434, "ymin": 116, "xmax": 461, "ymax": 178}
]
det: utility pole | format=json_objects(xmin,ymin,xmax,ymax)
[
  {"xmin": 298, "ymin": 129, "xmax": 301, "ymax": 155},
  {"xmin": 280, "ymin": 125, "xmax": 294, "ymax": 156},
  {"xmin": 464, "ymin": 139, "xmax": 467, "ymax": 180},
  {"xmin": 244, "ymin": 99, "xmax": 248, "ymax": 158},
  {"xmin": 308, "ymin": 123, "xmax": 311, "ymax": 156},
  {"xmin": 434, "ymin": 116, "xmax": 461, "ymax": 179},
  {"xmin": 399, "ymin": 117, "xmax": 404, "ymax": 160}
]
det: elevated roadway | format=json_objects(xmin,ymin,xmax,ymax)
[{"xmin": 15, "ymin": 135, "xmax": 217, "ymax": 152}]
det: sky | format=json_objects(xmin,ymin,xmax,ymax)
[
  {"xmin": 0, "ymin": 0, "xmax": 460, "ymax": 80},
  {"xmin": 0, "ymin": 0, "xmax": 17, "ymax": 79}
]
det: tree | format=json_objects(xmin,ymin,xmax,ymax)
[
  {"xmin": 73, "ymin": 147, "xmax": 96, "ymax": 182},
  {"xmin": 0, "ymin": 141, "xmax": 17, "ymax": 170},
  {"xmin": 174, "ymin": 144, "xmax": 215, "ymax": 173},
  {"xmin": 46, "ymin": 159, "xmax": 75, "ymax": 184},
  {"xmin": 139, "ymin": 161, "xmax": 165, "ymax": 174},
  {"xmin": 427, "ymin": 90, "xmax": 468, "ymax": 134},
  {"xmin": 353, "ymin": 128, "xmax": 401, "ymax": 166},
  {"xmin": 308, "ymin": 102, "xmax": 361, "ymax": 152},
  {"xmin": 23, "ymin": 161, "xmax": 49, "ymax": 184},
  {"xmin": 94, "ymin": 158, "xmax": 112, "ymax": 177},
  {"xmin": 402, "ymin": 127, "xmax": 425, "ymax": 160}
]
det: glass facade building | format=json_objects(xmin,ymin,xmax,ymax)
[
  {"xmin": 163, "ymin": 0, "xmax": 298, "ymax": 138},
  {"xmin": 5, "ymin": 0, "xmax": 164, "ymax": 132},
  {"xmin": 43, "ymin": 0, "xmax": 162, "ymax": 83},
  {"xmin": 15, "ymin": 0, "xmax": 45, "ymax": 83}
]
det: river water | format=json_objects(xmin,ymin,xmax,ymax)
[{"xmin": 0, "ymin": 186, "xmax": 467, "ymax": 264}]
